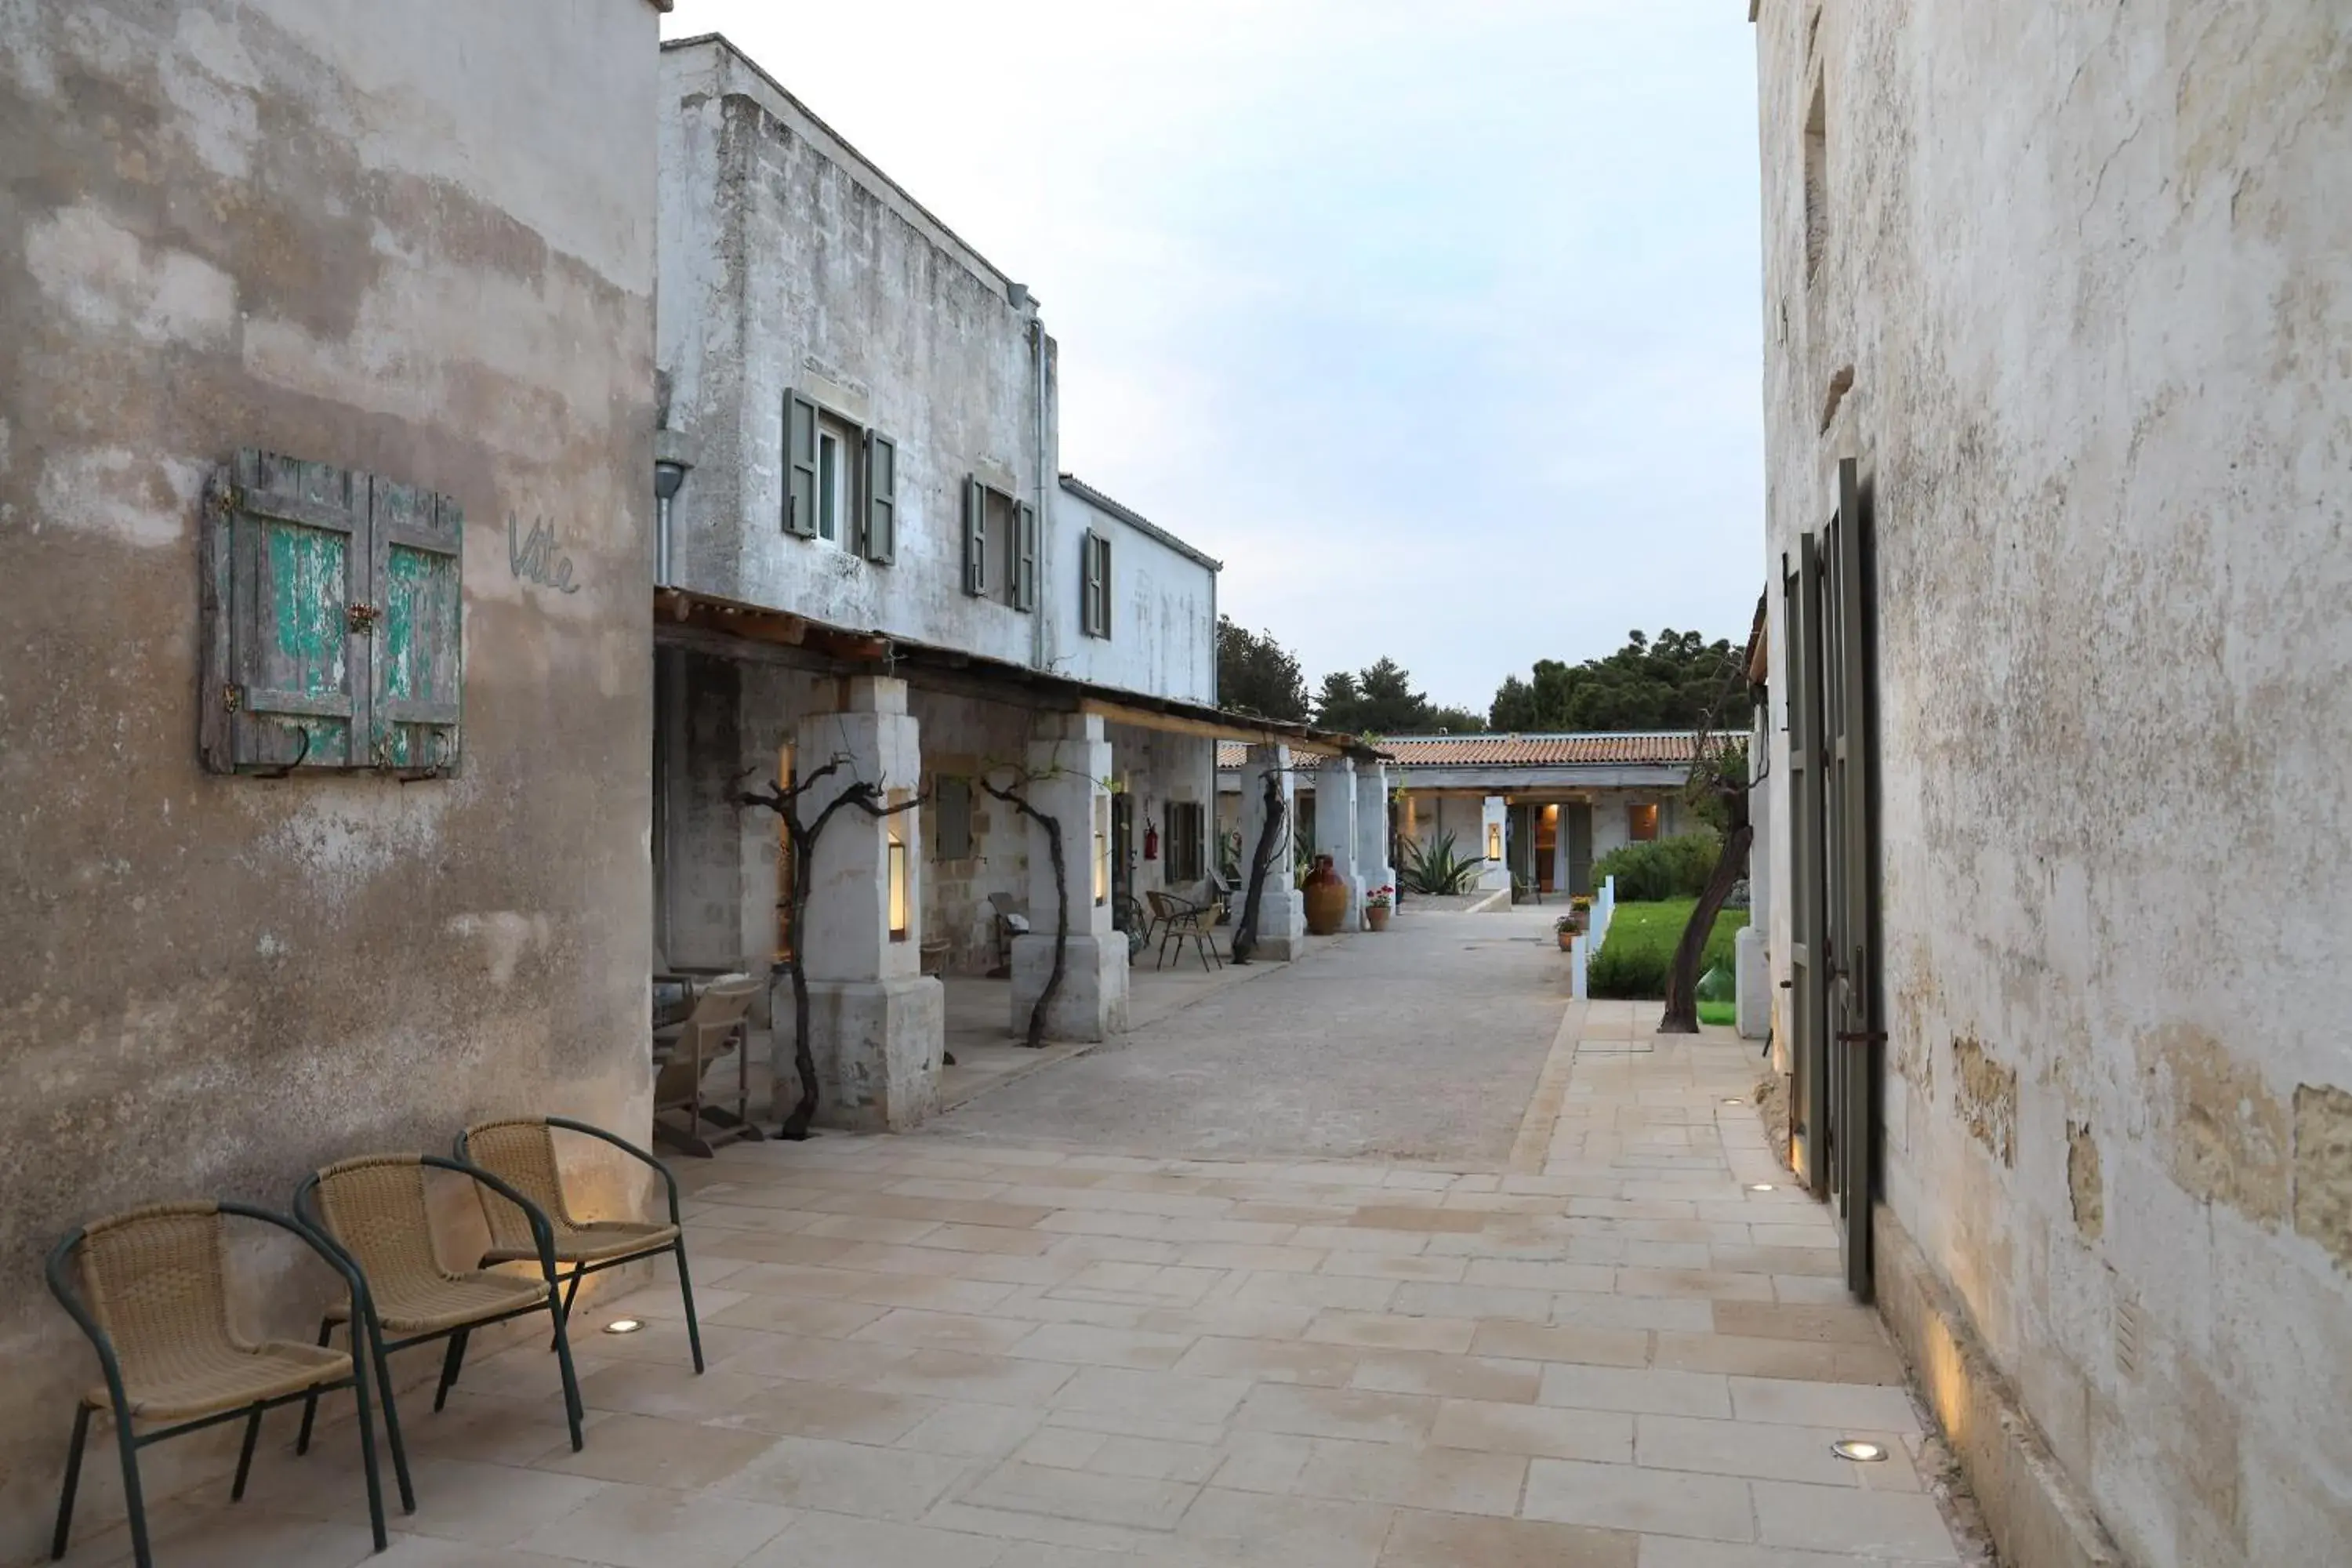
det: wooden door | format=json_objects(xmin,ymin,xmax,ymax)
[
  {"xmin": 1820, "ymin": 456, "xmax": 1880, "ymax": 1296},
  {"xmin": 1786, "ymin": 536, "xmax": 1829, "ymax": 1201}
]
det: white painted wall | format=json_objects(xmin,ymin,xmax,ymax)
[
  {"xmin": 1756, "ymin": 5, "xmax": 2352, "ymax": 1562},
  {"xmin": 1054, "ymin": 481, "xmax": 1218, "ymax": 706}
]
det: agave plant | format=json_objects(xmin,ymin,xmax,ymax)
[{"xmin": 1400, "ymin": 830, "xmax": 1486, "ymax": 896}]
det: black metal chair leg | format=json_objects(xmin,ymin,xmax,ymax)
[
  {"xmin": 49, "ymin": 1404, "xmax": 90, "ymax": 1560},
  {"xmin": 549, "ymin": 1268, "xmax": 582, "ymax": 1348},
  {"xmin": 548, "ymin": 1298, "xmax": 586, "ymax": 1451},
  {"xmin": 347, "ymin": 1347, "xmax": 387, "ymax": 1553},
  {"xmin": 362, "ymin": 1316, "xmax": 415, "ymax": 1514},
  {"xmin": 673, "ymin": 1241, "xmax": 705, "ymax": 1374},
  {"xmin": 229, "ymin": 1404, "xmax": 263, "ymax": 1501},
  {"xmin": 111, "ymin": 1404, "xmax": 152, "ymax": 1568},
  {"xmin": 295, "ymin": 1315, "xmax": 334, "ymax": 1456},
  {"xmin": 434, "ymin": 1328, "xmax": 470, "ymax": 1412}
]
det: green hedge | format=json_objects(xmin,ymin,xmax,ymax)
[
  {"xmin": 1588, "ymin": 898, "xmax": 1748, "ymax": 1000},
  {"xmin": 1592, "ymin": 830, "xmax": 1721, "ymax": 902}
]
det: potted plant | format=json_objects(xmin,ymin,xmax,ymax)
[
  {"xmin": 1554, "ymin": 913, "xmax": 1579, "ymax": 952},
  {"xmin": 1363, "ymin": 884, "xmax": 1394, "ymax": 932}
]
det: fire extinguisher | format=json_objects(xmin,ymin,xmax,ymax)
[{"xmin": 1143, "ymin": 821, "xmax": 1160, "ymax": 861}]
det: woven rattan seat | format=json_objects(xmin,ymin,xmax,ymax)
[
  {"xmin": 46, "ymin": 1200, "xmax": 390, "ymax": 1568},
  {"xmin": 72, "ymin": 1205, "xmax": 352, "ymax": 1419},
  {"xmin": 452, "ymin": 1116, "xmax": 708, "ymax": 1381},
  {"xmin": 310, "ymin": 1157, "xmax": 551, "ymax": 1333},
  {"xmin": 463, "ymin": 1120, "xmax": 679, "ymax": 1265}
]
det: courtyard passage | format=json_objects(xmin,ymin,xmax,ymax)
[
  {"xmin": 941, "ymin": 908, "xmax": 1571, "ymax": 1163},
  {"xmin": 55, "ymin": 913, "xmax": 1970, "ymax": 1567}
]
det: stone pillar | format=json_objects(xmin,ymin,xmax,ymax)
[
  {"xmin": 1314, "ymin": 756, "xmax": 1361, "ymax": 931},
  {"xmin": 1354, "ymin": 761, "xmax": 1394, "ymax": 906},
  {"xmin": 1478, "ymin": 794, "xmax": 1511, "ymax": 891},
  {"xmin": 790, "ymin": 676, "xmax": 942, "ymax": 1131},
  {"xmin": 1236, "ymin": 743, "xmax": 1306, "ymax": 959},
  {"xmin": 1011, "ymin": 713, "xmax": 1130, "ymax": 1041}
]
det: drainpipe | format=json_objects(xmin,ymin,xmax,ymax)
[{"xmin": 1030, "ymin": 310, "xmax": 1051, "ymax": 673}]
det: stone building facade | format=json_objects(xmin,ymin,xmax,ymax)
[
  {"xmin": 0, "ymin": 0, "xmax": 668, "ymax": 1556},
  {"xmin": 1751, "ymin": 4, "xmax": 2352, "ymax": 1564},
  {"xmin": 652, "ymin": 34, "xmax": 1367, "ymax": 1129}
]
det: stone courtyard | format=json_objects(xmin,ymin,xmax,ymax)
[{"xmin": 49, "ymin": 912, "xmax": 1966, "ymax": 1568}]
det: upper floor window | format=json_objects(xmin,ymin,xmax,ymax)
[
  {"xmin": 1080, "ymin": 529, "xmax": 1112, "ymax": 638},
  {"xmin": 786, "ymin": 390, "xmax": 895, "ymax": 562},
  {"xmin": 963, "ymin": 477, "xmax": 1035, "ymax": 611}
]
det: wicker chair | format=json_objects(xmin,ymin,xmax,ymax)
[
  {"xmin": 45, "ymin": 1201, "xmax": 389, "ymax": 1567},
  {"xmin": 292, "ymin": 1154, "xmax": 583, "ymax": 1512},
  {"xmin": 1148, "ymin": 890, "xmax": 1224, "ymax": 973},
  {"xmin": 652, "ymin": 972, "xmax": 763, "ymax": 1157},
  {"xmin": 452, "ymin": 1116, "xmax": 703, "ymax": 1379}
]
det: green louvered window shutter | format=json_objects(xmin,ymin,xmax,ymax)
[
  {"xmin": 202, "ymin": 450, "xmax": 372, "ymax": 772},
  {"xmin": 370, "ymin": 478, "xmax": 464, "ymax": 773},
  {"xmin": 963, "ymin": 476, "xmax": 987, "ymax": 595},
  {"xmin": 1014, "ymin": 501, "xmax": 1037, "ymax": 611},
  {"xmin": 1081, "ymin": 528, "xmax": 1112, "ymax": 637},
  {"xmin": 863, "ymin": 430, "xmax": 897, "ymax": 564},
  {"xmin": 785, "ymin": 391, "xmax": 819, "ymax": 537}
]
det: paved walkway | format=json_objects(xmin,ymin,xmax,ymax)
[
  {"xmin": 49, "ymin": 974, "xmax": 1969, "ymax": 1568},
  {"xmin": 938, "ymin": 907, "xmax": 1569, "ymax": 1163}
]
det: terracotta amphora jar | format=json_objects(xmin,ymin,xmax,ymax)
[{"xmin": 1302, "ymin": 854, "xmax": 1348, "ymax": 935}]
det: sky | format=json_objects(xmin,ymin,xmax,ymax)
[{"xmin": 659, "ymin": 1, "xmax": 1765, "ymax": 718}]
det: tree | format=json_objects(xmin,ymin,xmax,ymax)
[
  {"xmin": 1218, "ymin": 617, "xmax": 1309, "ymax": 721},
  {"xmin": 1489, "ymin": 628, "xmax": 1744, "ymax": 733},
  {"xmin": 1423, "ymin": 704, "xmax": 1486, "ymax": 734},
  {"xmin": 1312, "ymin": 671, "xmax": 1362, "ymax": 729},
  {"xmin": 1658, "ymin": 604, "xmax": 1766, "ymax": 1034}
]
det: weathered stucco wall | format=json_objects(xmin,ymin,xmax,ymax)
[
  {"xmin": 0, "ymin": 0, "xmax": 661, "ymax": 1556},
  {"xmin": 657, "ymin": 35, "xmax": 1058, "ymax": 670},
  {"xmin": 1755, "ymin": 5, "xmax": 2352, "ymax": 1563}
]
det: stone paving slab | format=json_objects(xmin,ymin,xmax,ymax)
[{"xmin": 50, "ymin": 994, "xmax": 1968, "ymax": 1568}]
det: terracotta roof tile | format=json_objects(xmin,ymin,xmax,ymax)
[{"xmin": 1216, "ymin": 733, "xmax": 1697, "ymax": 769}]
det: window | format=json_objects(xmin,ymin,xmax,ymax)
[
  {"xmin": 785, "ymin": 390, "xmax": 895, "ymax": 563},
  {"xmin": 816, "ymin": 422, "xmax": 848, "ymax": 544},
  {"xmin": 963, "ymin": 477, "xmax": 1036, "ymax": 608},
  {"xmin": 201, "ymin": 448, "xmax": 463, "ymax": 775},
  {"xmin": 1080, "ymin": 529, "xmax": 1112, "ymax": 638},
  {"xmin": 1164, "ymin": 801, "xmax": 1206, "ymax": 883},
  {"xmin": 1628, "ymin": 801, "xmax": 1660, "ymax": 842},
  {"xmin": 934, "ymin": 777, "xmax": 973, "ymax": 860}
]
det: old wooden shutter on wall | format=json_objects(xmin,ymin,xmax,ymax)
[
  {"xmin": 1081, "ymin": 530, "xmax": 1111, "ymax": 637},
  {"xmin": 203, "ymin": 450, "xmax": 370, "ymax": 771},
  {"xmin": 786, "ymin": 392, "xmax": 819, "ymax": 537},
  {"xmin": 371, "ymin": 478, "xmax": 464, "ymax": 772},
  {"xmin": 863, "ymin": 431, "xmax": 897, "ymax": 563},
  {"xmin": 963, "ymin": 477, "xmax": 987, "ymax": 595},
  {"xmin": 1014, "ymin": 501, "xmax": 1037, "ymax": 612}
]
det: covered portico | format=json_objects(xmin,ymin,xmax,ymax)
[{"xmin": 651, "ymin": 587, "xmax": 1373, "ymax": 1134}]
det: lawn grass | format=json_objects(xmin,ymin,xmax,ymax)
[{"xmin": 1588, "ymin": 897, "xmax": 1750, "ymax": 1001}]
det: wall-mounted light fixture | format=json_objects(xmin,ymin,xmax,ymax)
[
  {"xmin": 887, "ymin": 827, "xmax": 909, "ymax": 941},
  {"xmin": 1093, "ymin": 796, "xmax": 1111, "ymax": 906},
  {"xmin": 654, "ymin": 457, "xmax": 691, "ymax": 586},
  {"xmin": 1486, "ymin": 822, "xmax": 1503, "ymax": 862}
]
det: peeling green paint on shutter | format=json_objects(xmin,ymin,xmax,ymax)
[
  {"xmin": 865, "ymin": 430, "xmax": 896, "ymax": 564},
  {"xmin": 372, "ymin": 478, "xmax": 463, "ymax": 773},
  {"xmin": 202, "ymin": 449, "xmax": 368, "ymax": 772},
  {"xmin": 786, "ymin": 392, "xmax": 819, "ymax": 537}
]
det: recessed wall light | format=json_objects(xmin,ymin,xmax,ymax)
[
  {"xmin": 602, "ymin": 1317, "xmax": 645, "ymax": 1335},
  {"xmin": 1831, "ymin": 1439, "xmax": 1889, "ymax": 1463}
]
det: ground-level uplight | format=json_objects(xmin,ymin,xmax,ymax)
[
  {"xmin": 1722, "ymin": 1097, "xmax": 1745, "ymax": 1105},
  {"xmin": 602, "ymin": 1317, "xmax": 645, "ymax": 1335},
  {"xmin": 1748, "ymin": 1182, "xmax": 1777, "ymax": 1192},
  {"xmin": 1831, "ymin": 1439, "xmax": 1889, "ymax": 1463}
]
